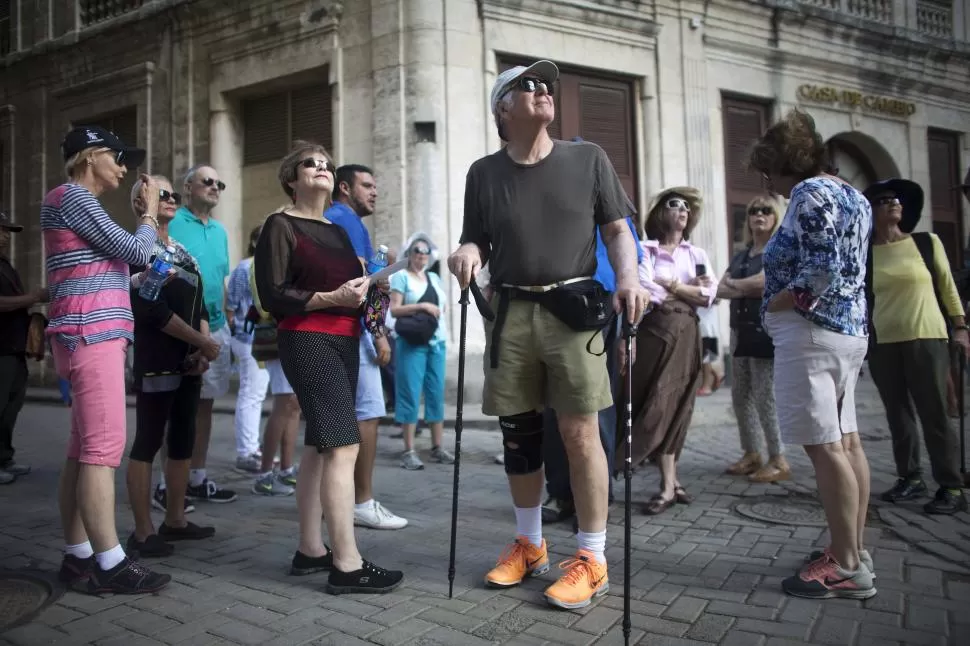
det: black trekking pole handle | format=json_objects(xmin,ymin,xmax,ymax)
[{"xmin": 469, "ymin": 280, "xmax": 495, "ymax": 321}]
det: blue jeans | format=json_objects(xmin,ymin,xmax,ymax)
[
  {"xmin": 543, "ymin": 324, "xmax": 618, "ymax": 501},
  {"xmin": 394, "ymin": 338, "xmax": 446, "ymax": 424}
]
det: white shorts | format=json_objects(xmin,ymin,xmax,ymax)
[
  {"xmin": 265, "ymin": 359, "xmax": 294, "ymax": 396},
  {"xmin": 765, "ymin": 310, "xmax": 868, "ymax": 447},
  {"xmin": 201, "ymin": 325, "xmax": 233, "ymax": 399}
]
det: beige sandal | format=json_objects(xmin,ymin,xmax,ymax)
[
  {"xmin": 726, "ymin": 452, "xmax": 762, "ymax": 476},
  {"xmin": 749, "ymin": 456, "xmax": 792, "ymax": 483}
]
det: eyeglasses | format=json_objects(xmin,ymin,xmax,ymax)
[
  {"xmin": 872, "ymin": 196, "xmax": 900, "ymax": 207},
  {"xmin": 665, "ymin": 198, "xmax": 690, "ymax": 211},
  {"xmin": 503, "ymin": 77, "xmax": 554, "ymax": 100},
  {"xmin": 747, "ymin": 207, "xmax": 773, "ymax": 216},
  {"xmin": 159, "ymin": 189, "xmax": 182, "ymax": 205},
  {"xmin": 412, "ymin": 247, "xmax": 431, "ymax": 255},
  {"xmin": 300, "ymin": 158, "xmax": 337, "ymax": 174},
  {"xmin": 200, "ymin": 177, "xmax": 226, "ymax": 191}
]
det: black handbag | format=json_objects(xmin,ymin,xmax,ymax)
[{"xmin": 395, "ymin": 276, "xmax": 439, "ymax": 346}]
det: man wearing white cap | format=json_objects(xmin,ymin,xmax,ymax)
[{"xmin": 448, "ymin": 60, "xmax": 647, "ymax": 609}]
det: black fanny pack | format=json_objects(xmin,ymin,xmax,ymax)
[{"xmin": 490, "ymin": 279, "xmax": 615, "ymax": 368}]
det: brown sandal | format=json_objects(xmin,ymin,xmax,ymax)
[
  {"xmin": 673, "ymin": 486, "xmax": 693, "ymax": 505},
  {"xmin": 643, "ymin": 494, "xmax": 675, "ymax": 515}
]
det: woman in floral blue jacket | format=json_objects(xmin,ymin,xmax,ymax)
[{"xmin": 749, "ymin": 109, "xmax": 875, "ymax": 601}]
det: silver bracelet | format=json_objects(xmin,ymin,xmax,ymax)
[{"xmin": 139, "ymin": 214, "xmax": 159, "ymax": 228}]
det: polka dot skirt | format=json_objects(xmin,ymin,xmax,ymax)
[{"xmin": 278, "ymin": 329, "xmax": 361, "ymax": 449}]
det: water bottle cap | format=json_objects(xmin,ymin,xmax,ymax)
[
  {"xmin": 165, "ymin": 245, "xmax": 176, "ymax": 253},
  {"xmin": 377, "ymin": 245, "xmax": 388, "ymax": 253}
]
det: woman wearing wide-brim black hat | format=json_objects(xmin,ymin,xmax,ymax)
[{"xmin": 863, "ymin": 178, "xmax": 969, "ymax": 515}]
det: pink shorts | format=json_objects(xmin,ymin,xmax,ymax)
[{"xmin": 52, "ymin": 338, "xmax": 129, "ymax": 468}]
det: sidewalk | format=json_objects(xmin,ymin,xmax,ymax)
[{"xmin": 2, "ymin": 374, "xmax": 968, "ymax": 645}]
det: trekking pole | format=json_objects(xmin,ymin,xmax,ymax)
[
  {"xmin": 447, "ymin": 286, "xmax": 470, "ymax": 599},
  {"xmin": 960, "ymin": 349, "xmax": 966, "ymax": 481},
  {"xmin": 621, "ymin": 315, "xmax": 638, "ymax": 646}
]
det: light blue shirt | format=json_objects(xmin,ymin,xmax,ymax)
[
  {"xmin": 389, "ymin": 269, "xmax": 448, "ymax": 345},
  {"xmin": 168, "ymin": 206, "xmax": 231, "ymax": 331}
]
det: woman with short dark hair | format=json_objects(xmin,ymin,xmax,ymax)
[
  {"xmin": 751, "ymin": 109, "xmax": 874, "ymax": 599},
  {"xmin": 254, "ymin": 141, "xmax": 403, "ymax": 594}
]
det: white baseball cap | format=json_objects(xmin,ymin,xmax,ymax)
[{"xmin": 489, "ymin": 60, "xmax": 560, "ymax": 117}]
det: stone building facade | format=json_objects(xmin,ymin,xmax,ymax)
[{"xmin": 1, "ymin": 0, "xmax": 968, "ymax": 357}]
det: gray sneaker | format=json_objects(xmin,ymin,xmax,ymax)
[
  {"xmin": 0, "ymin": 461, "xmax": 30, "ymax": 476},
  {"xmin": 235, "ymin": 454, "xmax": 262, "ymax": 474},
  {"xmin": 252, "ymin": 472, "xmax": 295, "ymax": 496},
  {"xmin": 431, "ymin": 446, "xmax": 455, "ymax": 465},
  {"xmin": 401, "ymin": 450, "xmax": 424, "ymax": 471},
  {"xmin": 0, "ymin": 471, "xmax": 15, "ymax": 485}
]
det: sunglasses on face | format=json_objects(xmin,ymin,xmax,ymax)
[
  {"xmin": 504, "ymin": 77, "xmax": 554, "ymax": 100},
  {"xmin": 873, "ymin": 196, "xmax": 900, "ymax": 207},
  {"xmin": 199, "ymin": 177, "xmax": 226, "ymax": 191},
  {"xmin": 159, "ymin": 189, "xmax": 182, "ymax": 205},
  {"xmin": 300, "ymin": 158, "xmax": 337, "ymax": 174},
  {"xmin": 666, "ymin": 198, "xmax": 690, "ymax": 211},
  {"xmin": 412, "ymin": 247, "xmax": 431, "ymax": 255},
  {"xmin": 748, "ymin": 207, "xmax": 773, "ymax": 216}
]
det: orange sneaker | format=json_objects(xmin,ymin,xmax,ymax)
[
  {"xmin": 484, "ymin": 536, "xmax": 549, "ymax": 588},
  {"xmin": 544, "ymin": 549, "xmax": 609, "ymax": 609}
]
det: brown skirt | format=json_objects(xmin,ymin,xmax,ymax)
[{"xmin": 614, "ymin": 301, "xmax": 702, "ymax": 472}]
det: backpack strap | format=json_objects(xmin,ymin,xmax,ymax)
[
  {"xmin": 912, "ymin": 232, "xmax": 951, "ymax": 336},
  {"xmin": 864, "ymin": 240, "xmax": 876, "ymax": 345}
]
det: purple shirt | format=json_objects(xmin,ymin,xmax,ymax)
[{"xmin": 637, "ymin": 240, "xmax": 717, "ymax": 308}]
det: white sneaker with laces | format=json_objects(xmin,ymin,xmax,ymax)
[{"xmin": 354, "ymin": 501, "xmax": 408, "ymax": 530}]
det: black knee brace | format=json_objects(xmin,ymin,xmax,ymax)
[{"xmin": 500, "ymin": 411, "xmax": 544, "ymax": 475}]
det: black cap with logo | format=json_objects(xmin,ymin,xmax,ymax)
[{"xmin": 60, "ymin": 125, "xmax": 146, "ymax": 169}]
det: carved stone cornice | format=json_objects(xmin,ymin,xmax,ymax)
[
  {"xmin": 52, "ymin": 62, "xmax": 156, "ymax": 108},
  {"xmin": 480, "ymin": 0, "xmax": 659, "ymax": 46}
]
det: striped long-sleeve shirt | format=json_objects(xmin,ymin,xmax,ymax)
[{"xmin": 41, "ymin": 183, "xmax": 156, "ymax": 351}]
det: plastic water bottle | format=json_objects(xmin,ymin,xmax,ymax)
[
  {"xmin": 138, "ymin": 245, "xmax": 176, "ymax": 301},
  {"xmin": 366, "ymin": 244, "xmax": 389, "ymax": 275}
]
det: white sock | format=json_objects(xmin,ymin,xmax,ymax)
[
  {"xmin": 355, "ymin": 499, "xmax": 375, "ymax": 513},
  {"xmin": 157, "ymin": 473, "xmax": 166, "ymax": 491},
  {"xmin": 280, "ymin": 466, "xmax": 295, "ymax": 476},
  {"xmin": 576, "ymin": 530, "xmax": 607, "ymax": 564},
  {"xmin": 64, "ymin": 541, "xmax": 94, "ymax": 559},
  {"xmin": 189, "ymin": 469, "xmax": 206, "ymax": 487},
  {"xmin": 513, "ymin": 505, "xmax": 543, "ymax": 548},
  {"xmin": 95, "ymin": 544, "xmax": 127, "ymax": 570}
]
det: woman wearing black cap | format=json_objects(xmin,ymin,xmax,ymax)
[{"xmin": 864, "ymin": 178, "xmax": 968, "ymax": 515}]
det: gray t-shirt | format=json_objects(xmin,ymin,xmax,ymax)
[{"xmin": 459, "ymin": 140, "xmax": 631, "ymax": 286}]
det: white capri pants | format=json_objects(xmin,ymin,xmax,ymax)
[{"xmin": 764, "ymin": 310, "xmax": 868, "ymax": 447}]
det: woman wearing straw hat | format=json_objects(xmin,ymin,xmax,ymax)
[
  {"xmin": 864, "ymin": 178, "xmax": 968, "ymax": 515},
  {"xmin": 617, "ymin": 186, "xmax": 716, "ymax": 515}
]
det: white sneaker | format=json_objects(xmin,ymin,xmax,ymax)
[{"xmin": 354, "ymin": 501, "xmax": 408, "ymax": 530}]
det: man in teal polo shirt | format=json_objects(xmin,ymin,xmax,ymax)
[{"xmin": 165, "ymin": 163, "xmax": 237, "ymax": 504}]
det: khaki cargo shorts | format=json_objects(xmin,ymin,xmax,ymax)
[{"xmin": 482, "ymin": 296, "xmax": 613, "ymax": 417}]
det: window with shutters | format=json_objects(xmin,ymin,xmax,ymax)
[
  {"xmin": 721, "ymin": 96, "xmax": 771, "ymax": 257},
  {"xmin": 242, "ymin": 82, "xmax": 333, "ymax": 166},
  {"xmin": 72, "ymin": 109, "xmax": 139, "ymax": 230},
  {"xmin": 497, "ymin": 59, "xmax": 637, "ymax": 206},
  {"xmin": 927, "ymin": 129, "xmax": 963, "ymax": 269}
]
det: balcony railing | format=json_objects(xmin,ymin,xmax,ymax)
[
  {"xmin": 79, "ymin": 0, "xmax": 146, "ymax": 27},
  {"xmin": 800, "ymin": 0, "xmax": 893, "ymax": 24},
  {"xmin": 916, "ymin": 0, "xmax": 953, "ymax": 38}
]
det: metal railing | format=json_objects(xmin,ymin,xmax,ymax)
[
  {"xmin": 79, "ymin": 0, "xmax": 146, "ymax": 27},
  {"xmin": 916, "ymin": 0, "xmax": 953, "ymax": 38}
]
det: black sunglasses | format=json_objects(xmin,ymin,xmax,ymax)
[
  {"xmin": 507, "ymin": 77, "xmax": 554, "ymax": 97},
  {"xmin": 747, "ymin": 207, "xmax": 773, "ymax": 216},
  {"xmin": 300, "ymin": 158, "xmax": 337, "ymax": 174},
  {"xmin": 872, "ymin": 196, "xmax": 900, "ymax": 207},
  {"xmin": 159, "ymin": 189, "xmax": 182, "ymax": 205},
  {"xmin": 200, "ymin": 177, "xmax": 226, "ymax": 191}
]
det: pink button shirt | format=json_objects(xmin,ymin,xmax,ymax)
[{"xmin": 638, "ymin": 240, "xmax": 717, "ymax": 307}]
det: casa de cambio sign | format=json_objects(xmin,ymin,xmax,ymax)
[{"xmin": 797, "ymin": 84, "xmax": 917, "ymax": 117}]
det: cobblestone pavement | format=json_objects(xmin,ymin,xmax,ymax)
[{"xmin": 1, "ymin": 375, "xmax": 968, "ymax": 646}]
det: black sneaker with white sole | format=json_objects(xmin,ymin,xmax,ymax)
[
  {"xmin": 158, "ymin": 521, "xmax": 216, "ymax": 541},
  {"xmin": 85, "ymin": 558, "xmax": 171, "ymax": 595},
  {"xmin": 125, "ymin": 533, "xmax": 175, "ymax": 558},
  {"xmin": 186, "ymin": 479, "xmax": 237, "ymax": 503},
  {"xmin": 326, "ymin": 560, "xmax": 404, "ymax": 595},
  {"xmin": 290, "ymin": 547, "xmax": 334, "ymax": 576},
  {"xmin": 152, "ymin": 485, "xmax": 196, "ymax": 514}
]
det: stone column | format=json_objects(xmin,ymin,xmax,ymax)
[{"xmin": 209, "ymin": 105, "xmax": 244, "ymax": 268}]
